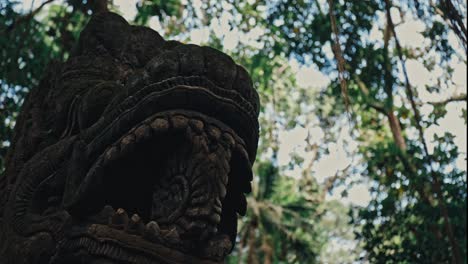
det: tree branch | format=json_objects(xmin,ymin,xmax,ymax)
[
  {"xmin": 327, "ymin": 0, "xmax": 350, "ymax": 113},
  {"xmin": 354, "ymin": 76, "xmax": 388, "ymax": 114},
  {"xmin": 351, "ymin": 44, "xmax": 409, "ymax": 152},
  {"xmin": 385, "ymin": 0, "xmax": 426, "ymax": 154},
  {"xmin": 322, "ymin": 164, "xmax": 351, "ymax": 201},
  {"xmin": 301, "ymin": 131, "xmax": 320, "ymax": 203},
  {"xmin": 438, "ymin": 0, "xmax": 467, "ymax": 51},
  {"xmin": 425, "ymin": 93, "xmax": 467, "ymax": 106},
  {"xmin": 385, "ymin": 1, "xmax": 462, "ymax": 262},
  {"xmin": 6, "ymin": 0, "xmax": 55, "ymax": 32},
  {"xmin": 387, "ymin": 110, "xmax": 407, "ymax": 151}
]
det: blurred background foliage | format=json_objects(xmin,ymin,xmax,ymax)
[{"xmin": 1, "ymin": 0, "xmax": 467, "ymax": 263}]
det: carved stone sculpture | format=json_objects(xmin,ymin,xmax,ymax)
[{"xmin": 0, "ymin": 10, "xmax": 259, "ymax": 263}]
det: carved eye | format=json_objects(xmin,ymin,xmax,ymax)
[{"xmin": 78, "ymin": 82, "xmax": 122, "ymax": 129}]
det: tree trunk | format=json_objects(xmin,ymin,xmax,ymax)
[{"xmin": 387, "ymin": 110, "xmax": 407, "ymax": 151}]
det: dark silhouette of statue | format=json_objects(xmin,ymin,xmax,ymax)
[{"xmin": 0, "ymin": 7, "xmax": 259, "ymax": 264}]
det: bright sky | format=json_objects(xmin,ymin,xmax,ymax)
[{"xmin": 20, "ymin": 0, "xmax": 467, "ymax": 208}]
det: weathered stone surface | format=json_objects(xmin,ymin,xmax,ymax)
[{"xmin": 0, "ymin": 10, "xmax": 259, "ymax": 264}]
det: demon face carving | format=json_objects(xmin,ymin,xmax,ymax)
[{"xmin": 0, "ymin": 11, "xmax": 259, "ymax": 264}]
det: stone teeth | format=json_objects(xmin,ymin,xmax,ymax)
[
  {"xmin": 120, "ymin": 134, "xmax": 136, "ymax": 155},
  {"xmin": 111, "ymin": 208, "xmax": 128, "ymax": 229},
  {"xmin": 213, "ymin": 206, "xmax": 222, "ymax": 215},
  {"xmin": 161, "ymin": 227, "xmax": 180, "ymax": 244},
  {"xmin": 146, "ymin": 221, "xmax": 160, "ymax": 233},
  {"xmin": 131, "ymin": 214, "xmax": 140, "ymax": 222},
  {"xmin": 189, "ymin": 119, "xmax": 204, "ymax": 133},
  {"xmin": 209, "ymin": 213, "xmax": 221, "ymax": 224},
  {"xmin": 213, "ymin": 198, "xmax": 222, "ymax": 215},
  {"xmin": 134, "ymin": 125, "xmax": 151, "ymax": 143},
  {"xmin": 144, "ymin": 221, "xmax": 161, "ymax": 241},
  {"xmin": 171, "ymin": 115, "xmax": 188, "ymax": 130},
  {"xmin": 128, "ymin": 214, "xmax": 145, "ymax": 234},
  {"xmin": 222, "ymin": 132, "xmax": 235, "ymax": 148},
  {"xmin": 207, "ymin": 125, "xmax": 221, "ymax": 140},
  {"xmin": 215, "ymin": 197, "xmax": 222, "ymax": 208},
  {"xmin": 218, "ymin": 180, "xmax": 227, "ymax": 198},
  {"xmin": 105, "ymin": 146, "xmax": 119, "ymax": 162},
  {"xmin": 150, "ymin": 118, "xmax": 169, "ymax": 132}
]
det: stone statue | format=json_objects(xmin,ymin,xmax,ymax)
[{"xmin": 0, "ymin": 8, "xmax": 259, "ymax": 264}]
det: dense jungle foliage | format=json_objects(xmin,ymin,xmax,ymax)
[{"xmin": 1, "ymin": 0, "xmax": 466, "ymax": 263}]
